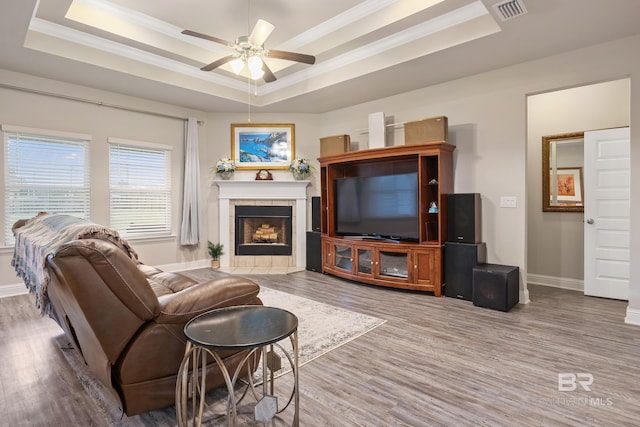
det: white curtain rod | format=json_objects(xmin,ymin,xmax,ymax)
[{"xmin": 0, "ymin": 83, "xmax": 204, "ymax": 125}]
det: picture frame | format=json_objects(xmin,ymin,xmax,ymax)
[
  {"xmin": 550, "ymin": 167, "xmax": 583, "ymax": 206},
  {"xmin": 231, "ymin": 123, "xmax": 295, "ymax": 170},
  {"xmin": 542, "ymin": 132, "xmax": 584, "ymax": 213}
]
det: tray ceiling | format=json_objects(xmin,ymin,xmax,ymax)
[{"xmin": 1, "ymin": 0, "xmax": 639, "ymax": 113}]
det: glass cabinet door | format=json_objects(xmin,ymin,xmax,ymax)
[
  {"xmin": 357, "ymin": 248, "xmax": 373, "ymax": 275},
  {"xmin": 378, "ymin": 250, "xmax": 409, "ymax": 279},
  {"xmin": 333, "ymin": 244, "xmax": 353, "ymax": 273}
]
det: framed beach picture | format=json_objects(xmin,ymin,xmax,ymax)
[
  {"xmin": 550, "ymin": 167, "xmax": 583, "ymax": 205},
  {"xmin": 231, "ymin": 123, "xmax": 295, "ymax": 170}
]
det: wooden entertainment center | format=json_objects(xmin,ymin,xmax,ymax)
[{"xmin": 319, "ymin": 142, "xmax": 454, "ymax": 295}]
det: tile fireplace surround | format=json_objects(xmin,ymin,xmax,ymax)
[{"xmin": 216, "ymin": 180, "xmax": 310, "ymax": 271}]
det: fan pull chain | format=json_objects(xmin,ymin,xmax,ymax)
[
  {"xmin": 247, "ymin": 75, "xmax": 251, "ymax": 123},
  {"xmin": 247, "ymin": 0, "xmax": 251, "ymax": 35}
]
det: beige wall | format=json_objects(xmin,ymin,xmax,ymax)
[
  {"xmin": 316, "ymin": 34, "xmax": 640, "ymax": 311},
  {"xmin": 202, "ymin": 112, "xmax": 322, "ymax": 248},
  {"xmin": 319, "ymin": 66, "xmax": 530, "ymax": 300},
  {"xmin": 0, "ymin": 69, "xmax": 211, "ymax": 291},
  {"xmin": 1, "ymin": 33, "xmax": 639, "ymax": 324},
  {"xmin": 0, "ymin": 72, "xmax": 325, "ymax": 293},
  {"xmin": 527, "ymin": 80, "xmax": 630, "ymax": 287}
]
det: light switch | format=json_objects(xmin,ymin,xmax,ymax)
[{"xmin": 500, "ymin": 196, "xmax": 517, "ymax": 208}]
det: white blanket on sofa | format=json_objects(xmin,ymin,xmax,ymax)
[{"xmin": 11, "ymin": 214, "xmax": 138, "ymax": 315}]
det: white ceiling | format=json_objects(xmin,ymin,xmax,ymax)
[{"xmin": 1, "ymin": 0, "xmax": 639, "ymax": 113}]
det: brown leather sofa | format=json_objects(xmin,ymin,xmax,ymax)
[{"xmin": 13, "ymin": 217, "xmax": 262, "ymax": 416}]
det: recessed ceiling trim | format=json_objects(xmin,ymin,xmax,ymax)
[
  {"xmin": 278, "ymin": 0, "xmax": 397, "ymax": 51},
  {"xmin": 260, "ymin": 1, "xmax": 498, "ymax": 97},
  {"xmin": 379, "ymin": 1, "xmax": 491, "ymax": 47},
  {"xmin": 25, "ymin": 0, "xmax": 500, "ymax": 107},
  {"xmin": 70, "ymin": 0, "xmax": 189, "ymax": 40},
  {"xmin": 27, "ymin": 18, "xmax": 248, "ymax": 92},
  {"xmin": 66, "ymin": 0, "xmax": 230, "ymax": 57},
  {"xmin": 280, "ymin": 0, "xmax": 446, "ymax": 53},
  {"xmin": 301, "ymin": 1, "xmax": 493, "ymax": 76}
]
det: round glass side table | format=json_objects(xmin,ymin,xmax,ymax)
[{"xmin": 176, "ymin": 305, "xmax": 299, "ymax": 427}]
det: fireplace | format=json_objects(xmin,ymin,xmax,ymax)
[
  {"xmin": 216, "ymin": 180, "xmax": 310, "ymax": 269},
  {"xmin": 235, "ymin": 205, "xmax": 292, "ymax": 256}
]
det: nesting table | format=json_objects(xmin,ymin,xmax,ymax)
[{"xmin": 176, "ymin": 305, "xmax": 299, "ymax": 426}]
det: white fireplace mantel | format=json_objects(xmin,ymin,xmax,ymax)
[
  {"xmin": 217, "ymin": 180, "xmax": 310, "ymax": 200},
  {"xmin": 216, "ymin": 180, "xmax": 310, "ymax": 268}
]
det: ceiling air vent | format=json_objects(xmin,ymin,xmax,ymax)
[{"xmin": 493, "ymin": 0, "xmax": 528, "ymax": 21}]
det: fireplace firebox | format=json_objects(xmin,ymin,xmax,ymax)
[{"xmin": 235, "ymin": 205, "xmax": 293, "ymax": 256}]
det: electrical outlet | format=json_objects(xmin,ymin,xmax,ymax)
[{"xmin": 500, "ymin": 196, "xmax": 517, "ymax": 208}]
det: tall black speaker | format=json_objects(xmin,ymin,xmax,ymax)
[
  {"xmin": 447, "ymin": 193, "xmax": 481, "ymax": 243},
  {"xmin": 472, "ymin": 264, "xmax": 519, "ymax": 312},
  {"xmin": 444, "ymin": 242, "xmax": 486, "ymax": 300},
  {"xmin": 311, "ymin": 196, "xmax": 321, "ymax": 232},
  {"xmin": 306, "ymin": 231, "xmax": 322, "ymax": 272}
]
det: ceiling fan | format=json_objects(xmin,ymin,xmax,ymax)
[{"xmin": 182, "ymin": 19, "xmax": 316, "ymax": 82}]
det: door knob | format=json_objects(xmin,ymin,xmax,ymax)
[{"xmin": 586, "ymin": 218, "xmax": 595, "ymax": 224}]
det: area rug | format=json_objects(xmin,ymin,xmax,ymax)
[
  {"xmin": 180, "ymin": 269, "xmax": 386, "ymax": 379},
  {"xmin": 57, "ymin": 272, "xmax": 385, "ymax": 426}
]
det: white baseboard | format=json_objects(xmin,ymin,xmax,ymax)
[
  {"xmin": 0, "ymin": 259, "xmax": 211, "ymax": 299},
  {"xmin": 0, "ymin": 283, "xmax": 28, "ymax": 298},
  {"xmin": 527, "ymin": 273, "xmax": 583, "ymax": 292},
  {"xmin": 625, "ymin": 307, "xmax": 640, "ymax": 326}
]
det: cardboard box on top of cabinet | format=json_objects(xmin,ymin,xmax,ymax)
[
  {"xmin": 404, "ymin": 116, "xmax": 448, "ymax": 144},
  {"xmin": 320, "ymin": 134, "xmax": 350, "ymax": 157}
]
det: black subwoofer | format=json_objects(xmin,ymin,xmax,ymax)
[
  {"xmin": 306, "ymin": 231, "xmax": 322, "ymax": 272},
  {"xmin": 444, "ymin": 242, "xmax": 486, "ymax": 300},
  {"xmin": 472, "ymin": 264, "xmax": 519, "ymax": 312},
  {"xmin": 447, "ymin": 193, "xmax": 481, "ymax": 243}
]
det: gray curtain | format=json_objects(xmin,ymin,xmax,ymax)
[{"xmin": 180, "ymin": 117, "xmax": 201, "ymax": 245}]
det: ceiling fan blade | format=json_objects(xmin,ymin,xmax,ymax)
[
  {"xmin": 249, "ymin": 19, "xmax": 275, "ymax": 46},
  {"xmin": 201, "ymin": 54, "xmax": 236, "ymax": 72},
  {"xmin": 267, "ymin": 50, "xmax": 316, "ymax": 65},
  {"xmin": 262, "ymin": 62, "xmax": 277, "ymax": 83},
  {"xmin": 181, "ymin": 29, "xmax": 233, "ymax": 47}
]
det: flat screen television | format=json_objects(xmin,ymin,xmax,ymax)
[{"xmin": 334, "ymin": 172, "xmax": 419, "ymax": 241}]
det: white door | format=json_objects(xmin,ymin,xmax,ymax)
[{"xmin": 583, "ymin": 127, "xmax": 630, "ymax": 300}]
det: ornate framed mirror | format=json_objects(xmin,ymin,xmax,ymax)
[{"xmin": 542, "ymin": 132, "xmax": 584, "ymax": 212}]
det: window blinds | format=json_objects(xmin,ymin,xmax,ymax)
[
  {"xmin": 3, "ymin": 129, "xmax": 90, "ymax": 245},
  {"xmin": 109, "ymin": 140, "xmax": 172, "ymax": 238}
]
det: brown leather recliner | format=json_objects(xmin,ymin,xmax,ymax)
[{"xmin": 41, "ymin": 238, "xmax": 262, "ymax": 415}]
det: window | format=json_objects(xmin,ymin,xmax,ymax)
[
  {"xmin": 3, "ymin": 125, "xmax": 91, "ymax": 246},
  {"xmin": 109, "ymin": 138, "xmax": 172, "ymax": 238}
]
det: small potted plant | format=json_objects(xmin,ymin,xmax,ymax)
[
  {"xmin": 213, "ymin": 157, "xmax": 236, "ymax": 180},
  {"xmin": 290, "ymin": 157, "xmax": 312, "ymax": 180},
  {"xmin": 207, "ymin": 241, "xmax": 224, "ymax": 269}
]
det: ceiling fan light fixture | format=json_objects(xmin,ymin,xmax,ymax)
[
  {"xmin": 182, "ymin": 18, "xmax": 315, "ymax": 83},
  {"xmin": 248, "ymin": 55, "xmax": 264, "ymax": 79},
  {"xmin": 249, "ymin": 66, "xmax": 264, "ymax": 80},
  {"xmin": 229, "ymin": 58, "xmax": 244, "ymax": 74}
]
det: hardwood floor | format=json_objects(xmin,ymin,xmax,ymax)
[{"xmin": 1, "ymin": 270, "xmax": 639, "ymax": 426}]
